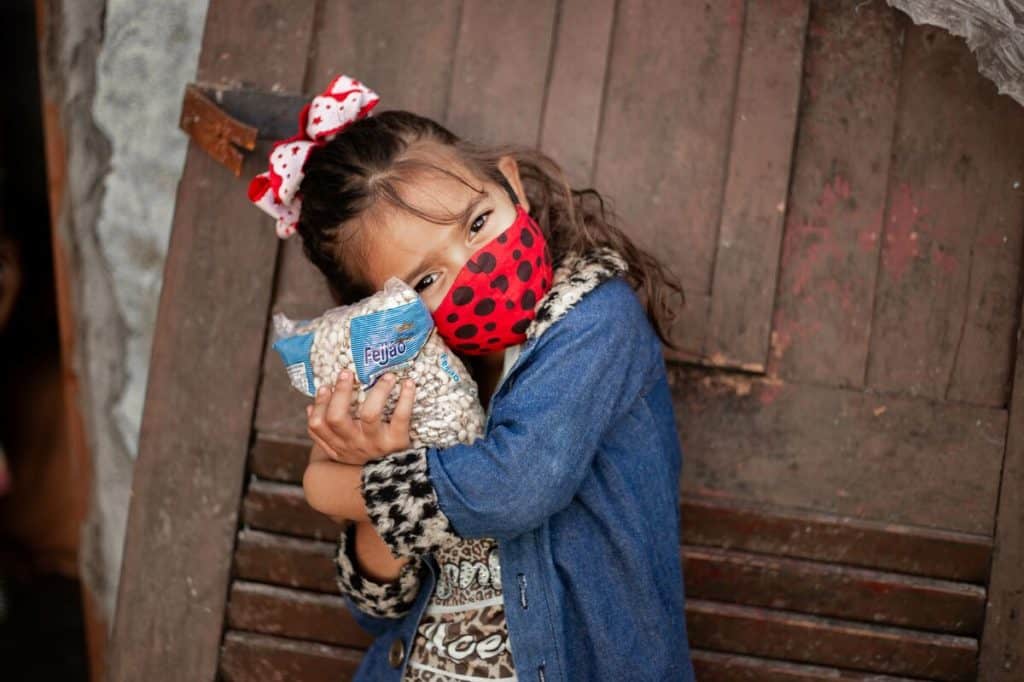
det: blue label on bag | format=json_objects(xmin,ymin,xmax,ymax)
[
  {"xmin": 272, "ymin": 331, "xmax": 317, "ymax": 396},
  {"xmin": 350, "ymin": 299, "xmax": 434, "ymax": 386}
]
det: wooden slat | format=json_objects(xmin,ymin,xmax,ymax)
[
  {"xmin": 227, "ymin": 581, "xmax": 372, "ymax": 649},
  {"xmin": 682, "ymin": 495, "xmax": 991, "ymax": 583},
  {"xmin": 683, "ymin": 545, "xmax": 985, "ymax": 635},
  {"xmin": 768, "ymin": 0, "xmax": 904, "ymax": 386},
  {"xmin": 224, "ymin": 578, "xmax": 977, "ymax": 681},
  {"xmin": 445, "ymin": 0, "xmax": 558, "ymax": 147},
  {"xmin": 305, "ymin": 0, "xmax": 461, "ymax": 119},
  {"xmin": 220, "ymin": 631, "xmax": 364, "ymax": 682},
  {"xmin": 865, "ymin": 25, "xmax": 1024, "ymax": 406},
  {"xmin": 705, "ymin": 0, "xmax": 809, "ymax": 371},
  {"xmin": 687, "ymin": 599, "xmax": 977, "ymax": 681},
  {"xmin": 979, "ymin": 115, "xmax": 1024, "ymax": 676},
  {"xmin": 107, "ymin": 150, "xmax": 284, "ymax": 681},
  {"xmin": 593, "ymin": 0, "xmax": 744, "ymax": 359},
  {"xmin": 254, "ymin": 237, "xmax": 337, "ymax": 435},
  {"xmin": 195, "ymin": 0, "xmax": 316, "ymax": 89},
  {"xmin": 107, "ymin": 2, "xmax": 317, "ymax": 673},
  {"xmin": 675, "ymin": 367, "xmax": 1007, "ymax": 535},
  {"xmin": 246, "ymin": 432, "xmax": 993, "ymax": 581},
  {"xmin": 235, "ymin": 501, "xmax": 985, "ymax": 640},
  {"xmin": 692, "ymin": 649, "xmax": 919, "ymax": 682},
  {"xmin": 233, "ymin": 529, "xmax": 337, "ymax": 594},
  {"xmin": 242, "ymin": 479, "xmax": 343, "ymax": 541},
  {"xmin": 537, "ymin": 0, "xmax": 616, "ymax": 186},
  {"xmin": 250, "ymin": 435, "xmax": 309, "ymax": 482}
]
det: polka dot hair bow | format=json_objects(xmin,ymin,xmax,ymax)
[{"xmin": 247, "ymin": 74, "xmax": 380, "ymax": 238}]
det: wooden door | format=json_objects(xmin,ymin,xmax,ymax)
[{"xmin": 108, "ymin": 1, "xmax": 1024, "ymax": 680}]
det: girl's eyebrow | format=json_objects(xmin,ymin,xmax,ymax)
[{"xmin": 401, "ymin": 193, "xmax": 487, "ymax": 283}]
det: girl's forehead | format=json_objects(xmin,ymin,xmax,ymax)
[{"xmin": 356, "ymin": 167, "xmax": 494, "ymax": 286}]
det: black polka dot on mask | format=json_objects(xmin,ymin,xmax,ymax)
[{"xmin": 455, "ymin": 324, "xmax": 478, "ymax": 339}]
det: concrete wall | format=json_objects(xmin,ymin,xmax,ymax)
[{"xmin": 38, "ymin": 0, "xmax": 208, "ymax": 625}]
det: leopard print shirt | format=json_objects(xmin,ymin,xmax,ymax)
[{"xmin": 403, "ymin": 538, "xmax": 516, "ymax": 681}]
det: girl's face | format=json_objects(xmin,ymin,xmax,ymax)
[{"xmin": 357, "ymin": 154, "xmax": 527, "ymax": 312}]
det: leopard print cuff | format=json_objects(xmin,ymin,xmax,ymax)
[
  {"xmin": 361, "ymin": 446, "xmax": 462, "ymax": 557},
  {"xmin": 334, "ymin": 521, "xmax": 423, "ymax": 618}
]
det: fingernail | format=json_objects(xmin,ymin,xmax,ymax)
[
  {"xmin": 404, "ymin": 379, "xmax": 414, "ymax": 389},
  {"xmin": 317, "ymin": 386, "xmax": 329, "ymax": 396}
]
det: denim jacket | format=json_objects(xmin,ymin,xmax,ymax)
[{"xmin": 333, "ymin": 247, "xmax": 696, "ymax": 681}]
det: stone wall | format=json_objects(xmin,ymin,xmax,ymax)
[{"xmin": 37, "ymin": 0, "xmax": 207, "ymax": 624}]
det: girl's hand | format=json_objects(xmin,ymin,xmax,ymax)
[{"xmin": 306, "ymin": 369, "xmax": 416, "ymax": 466}]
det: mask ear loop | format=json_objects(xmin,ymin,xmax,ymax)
[{"xmin": 498, "ymin": 176, "xmax": 520, "ymax": 207}]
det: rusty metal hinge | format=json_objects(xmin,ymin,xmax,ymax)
[{"xmin": 179, "ymin": 83, "xmax": 308, "ymax": 176}]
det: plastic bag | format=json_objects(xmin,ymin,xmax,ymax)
[{"xmin": 271, "ymin": 277, "xmax": 485, "ymax": 448}]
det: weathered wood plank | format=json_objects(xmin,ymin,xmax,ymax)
[
  {"xmin": 227, "ymin": 581, "xmax": 372, "ymax": 649},
  {"xmin": 253, "ymin": 236, "xmax": 336, "ymax": 435},
  {"xmin": 242, "ymin": 479, "xmax": 343, "ymax": 541},
  {"xmin": 247, "ymin": 432, "xmax": 994, "ymax": 580},
  {"xmin": 195, "ymin": 0, "xmax": 316, "ymax": 89},
  {"xmin": 537, "ymin": 0, "xmax": 615, "ymax": 186},
  {"xmin": 594, "ymin": 0, "xmax": 744, "ymax": 359},
  {"xmin": 445, "ymin": 0, "xmax": 557, "ymax": 146},
  {"xmin": 705, "ymin": 0, "xmax": 809, "ymax": 371},
  {"xmin": 305, "ymin": 0, "xmax": 461, "ymax": 119},
  {"xmin": 768, "ymin": 0, "xmax": 904, "ymax": 386},
  {"xmin": 686, "ymin": 599, "xmax": 977, "ymax": 680},
  {"xmin": 233, "ymin": 529, "xmax": 337, "ymax": 594},
  {"xmin": 866, "ymin": 25, "xmax": 1024, "ymax": 406},
  {"xmin": 105, "ymin": 148, "xmax": 292, "ymax": 681},
  {"xmin": 109, "ymin": 4, "xmax": 317, "ymax": 675},
  {"xmin": 674, "ymin": 367, "xmax": 1007, "ymax": 535},
  {"xmin": 979, "ymin": 163, "xmax": 1024, "ymax": 676},
  {"xmin": 227, "ymin": 584, "xmax": 977, "ymax": 681},
  {"xmin": 683, "ymin": 545, "xmax": 985, "ymax": 635},
  {"xmin": 692, "ymin": 649, "xmax": 919, "ymax": 682},
  {"xmin": 250, "ymin": 435, "xmax": 309, "ymax": 482},
  {"xmin": 682, "ymin": 495, "xmax": 991, "ymax": 583},
  {"xmin": 220, "ymin": 631, "xmax": 364, "ymax": 682}
]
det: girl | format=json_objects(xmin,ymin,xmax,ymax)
[{"xmin": 250, "ymin": 75, "xmax": 696, "ymax": 681}]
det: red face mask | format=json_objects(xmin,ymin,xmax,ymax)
[{"xmin": 432, "ymin": 203, "xmax": 553, "ymax": 355}]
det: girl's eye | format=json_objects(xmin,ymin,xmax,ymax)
[
  {"xmin": 414, "ymin": 272, "xmax": 438, "ymax": 293},
  {"xmin": 470, "ymin": 211, "xmax": 491, "ymax": 236}
]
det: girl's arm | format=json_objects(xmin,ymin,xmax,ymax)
[
  {"xmin": 305, "ymin": 445, "xmax": 423, "ymax": 625},
  {"xmin": 360, "ymin": 278, "xmax": 661, "ymax": 557},
  {"xmin": 303, "ymin": 446, "xmax": 370, "ymax": 523}
]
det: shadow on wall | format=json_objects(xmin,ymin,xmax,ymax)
[{"xmin": 0, "ymin": 0, "xmax": 89, "ymax": 679}]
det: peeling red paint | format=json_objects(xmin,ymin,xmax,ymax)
[
  {"xmin": 758, "ymin": 381, "xmax": 784, "ymax": 406},
  {"xmin": 882, "ymin": 183, "xmax": 924, "ymax": 281},
  {"xmin": 785, "ymin": 176, "xmax": 852, "ymax": 297},
  {"xmin": 930, "ymin": 243, "xmax": 958, "ymax": 274},
  {"xmin": 726, "ymin": 0, "xmax": 744, "ymax": 29}
]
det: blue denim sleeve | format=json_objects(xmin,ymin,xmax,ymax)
[{"xmin": 361, "ymin": 278, "xmax": 660, "ymax": 554}]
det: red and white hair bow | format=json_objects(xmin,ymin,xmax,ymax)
[{"xmin": 248, "ymin": 74, "xmax": 380, "ymax": 238}]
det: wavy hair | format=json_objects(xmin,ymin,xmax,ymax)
[{"xmin": 296, "ymin": 110, "xmax": 685, "ymax": 349}]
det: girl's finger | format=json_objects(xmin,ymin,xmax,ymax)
[
  {"xmin": 308, "ymin": 419, "xmax": 347, "ymax": 459},
  {"xmin": 357, "ymin": 373, "xmax": 396, "ymax": 426},
  {"xmin": 388, "ymin": 379, "xmax": 415, "ymax": 447},
  {"xmin": 308, "ymin": 383, "xmax": 348, "ymax": 455},
  {"xmin": 325, "ymin": 370, "xmax": 357, "ymax": 434},
  {"xmin": 309, "ymin": 433, "xmax": 340, "ymax": 462}
]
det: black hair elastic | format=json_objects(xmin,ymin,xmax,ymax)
[{"xmin": 498, "ymin": 176, "xmax": 520, "ymax": 206}]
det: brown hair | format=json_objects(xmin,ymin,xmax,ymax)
[{"xmin": 296, "ymin": 110, "xmax": 685, "ymax": 349}]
